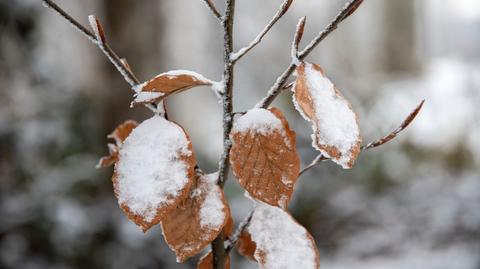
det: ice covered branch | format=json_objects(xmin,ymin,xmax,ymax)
[
  {"xmin": 201, "ymin": 0, "xmax": 223, "ymax": 21},
  {"xmin": 299, "ymin": 100, "xmax": 425, "ymax": 175},
  {"xmin": 230, "ymin": 0, "xmax": 293, "ymax": 62},
  {"xmin": 225, "ymin": 210, "xmax": 254, "ymax": 252},
  {"xmin": 291, "ymin": 16, "xmax": 306, "ymax": 62},
  {"xmin": 256, "ymin": 0, "xmax": 364, "ymax": 108}
]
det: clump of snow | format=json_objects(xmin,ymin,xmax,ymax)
[
  {"xmin": 155, "ymin": 69, "xmax": 212, "ymax": 84},
  {"xmin": 248, "ymin": 202, "xmax": 319, "ymax": 269},
  {"xmin": 115, "ymin": 116, "xmax": 192, "ymax": 222},
  {"xmin": 131, "ymin": 91, "xmax": 164, "ymax": 106},
  {"xmin": 293, "ymin": 63, "xmax": 360, "ymax": 168},
  {"xmin": 233, "ymin": 108, "xmax": 283, "ymax": 135},
  {"xmin": 199, "ymin": 172, "xmax": 226, "ymax": 229}
]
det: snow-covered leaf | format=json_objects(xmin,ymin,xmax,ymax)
[
  {"xmin": 132, "ymin": 70, "xmax": 213, "ymax": 105},
  {"xmin": 242, "ymin": 203, "xmax": 320, "ymax": 269},
  {"xmin": 230, "ymin": 108, "xmax": 300, "ymax": 208},
  {"xmin": 161, "ymin": 171, "xmax": 230, "ymax": 262},
  {"xmin": 113, "ymin": 116, "xmax": 196, "ymax": 232},
  {"xmin": 197, "ymin": 252, "xmax": 230, "ymax": 269},
  {"xmin": 97, "ymin": 120, "xmax": 138, "ymax": 168},
  {"xmin": 293, "ymin": 62, "xmax": 362, "ymax": 169}
]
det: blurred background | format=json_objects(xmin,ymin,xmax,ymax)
[{"xmin": 1, "ymin": 0, "xmax": 479, "ymax": 268}]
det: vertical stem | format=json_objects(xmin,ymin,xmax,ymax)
[{"xmin": 212, "ymin": 0, "xmax": 235, "ymax": 268}]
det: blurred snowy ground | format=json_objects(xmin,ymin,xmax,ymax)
[{"xmin": 1, "ymin": 0, "xmax": 479, "ymax": 268}]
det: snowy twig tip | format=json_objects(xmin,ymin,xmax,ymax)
[
  {"xmin": 291, "ymin": 16, "xmax": 307, "ymax": 63},
  {"xmin": 362, "ymin": 99, "xmax": 425, "ymax": 150},
  {"xmin": 88, "ymin": 15, "xmax": 106, "ymax": 44}
]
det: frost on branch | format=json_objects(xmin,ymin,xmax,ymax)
[
  {"xmin": 161, "ymin": 172, "xmax": 230, "ymax": 262},
  {"xmin": 230, "ymin": 108, "xmax": 300, "ymax": 208},
  {"xmin": 293, "ymin": 62, "xmax": 362, "ymax": 169},
  {"xmin": 113, "ymin": 116, "xmax": 196, "ymax": 232},
  {"xmin": 237, "ymin": 203, "xmax": 320, "ymax": 269},
  {"xmin": 132, "ymin": 70, "xmax": 213, "ymax": 106},
  {"xmin": 197, "ymin": 252, "xmax": 230, "ymax": 269},
  {"xmin": 97, "ymin": 120, "xmax": 138, "ymax": 168}
]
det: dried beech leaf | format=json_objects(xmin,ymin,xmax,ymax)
[
  {"xmin": 132, "ymin": 70, "xmax": 213, "ymax": 105},
  {"xmin": 223, "ymin": 213, "xmax": 234, "ymax": 239},
  {"xmin": 293, "ymin": 62, "xmax": 362, "ymax": 169},
  {"xmin": 245, "ymin": 203, "xmax": 320, "ymax": 269},
  {"xmin": 97, "ymin": 120, "xmax": 138, "ymax": 168},
  {"xmin": 197, "ymin": 252, "xmax": 230, "ymax": 269},
  {"xmin": 236, "ymin": 230, "xmax": 257, "ymax": 261},
  {"xmin": 161, "ymin": 172, "xmax": 230, "ymax": 262},
  {"xmin": 108, "ymin": 120, "xmax": 138, "ymax": 145},
  {"xmin": 230, "ymin": 108, "xmax": 300, "ymax": 208},
  {"xmin": 113, "ymin": 116, "xmax": 196, "ymax": 232}
]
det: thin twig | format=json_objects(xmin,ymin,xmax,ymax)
[
  {"xmin": 300, "ymin": 100, "xmax": 425, "ymax": 175},
  {"xmin": 225, "ymin": 210, "xmax": 254, "ymax": 252},
  {"xmin": 212, "ymin": 0, "xmax": 236, "ymax": 267},
  {"xmin": 256, "ymin": 0, "xmax": 364, "ymax": 108},
  {"xmin": 291, "ymin": 16, "xmax": 306, "ymax": 61},
  {"xmin": 230, "ymin": 0, "xmax": 293, "ymax": 62},
  {"xmin": 362, "ymin": 99, "xmax": 425, "ymax": 150},
  {"xmin": 201, "ymin": 0, "xmax": 223, "ymax": 20}
]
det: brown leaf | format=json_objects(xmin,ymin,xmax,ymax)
[
  {"xmin": 244, "ymin": 203, "xmax": 320, "ymax": 268},
  {"xmin": 161, "ymin": 171, "xmax": 230, "ymax": 262},
  {"xmin": 293, "ymin": 62, "xmax": 362, "ymax": 169},
  {"xmin": 97, "ymin": 120, "xmax": 138, "ymax": 168},
  {"xmin": 197, "ymin": 252, "xmax": 230, "ymax": 269},
  {"xmin": 230, "ymin": 107, "xmax": 300, "ymax": 208},
  {"xmin": 223, "ymin": 213, "xmax": 234, "ymax": 239},
  {"xmin": 113, "ymin": 116, "xmax": 196, "ymax": 232},
  {"xmin": 132, "ymin": 70, "xmax": 212, "ymax": 105},
  {"xmin": 236, "ymin": 230, "xmax": 257, "ymax": 261}
]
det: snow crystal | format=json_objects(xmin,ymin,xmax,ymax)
[
  {"xmin": 294, "ymin": 63, "xmax": 360, "ymax": 168},
  {"xmin": 115, "ymin": 116, "xmax": 192, "ymax": 222},
  {"xmin": 199, "ymin": 173, "xmax": 226, "ymax": 229},
  {"xmin": 248, "ymin": 203, "xmax": 319, "ymax": 269},
  {"xmin": 232, "ymin": 108, "xmax": 283, "ymax": 135}
]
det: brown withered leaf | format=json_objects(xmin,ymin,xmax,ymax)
[
  {"xmin": 236, "ymin": 230, "xmax": 257, "ymax": 261},
  {"xmin": 293, "ymin": 62, "xmax": 362, "ymax": 169},
  {"xmin": 113, "ymin": 116, "xmax": 196, "ymax": 232},
  {"xmin": 229, "ymin": 107, "xmax": 300, "ymax": 208},
  {"xmin": 197, "ymin": 252, "xmax": 230, "ymax": 269},
  {"xmin": 132, "ymin": 70, "xmax": 212, "ymax": 105},
  {"xmin": 223, "ymin": 213, "xmax": 234, "ymax": 239},
  {"xmin": 97, "ymin": 120, "xmax": 138, "ymax": 168},
  {"xmin": 161, "ymin": 172, "xmax": 230, "ymax": 262},
  {"xmin": 244, "ymin": 203, "xmax": 320, "ymax": 268}
]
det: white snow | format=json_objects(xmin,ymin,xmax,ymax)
[
  {"xmin": 115, "ymin": 116, "xmax": 192, "ymax": 222},
  {"xmin": 293, "ymin": 63, "xmax": 360, "ymax": 168},
  {"xmin": 131, "ymin": 91, "xmax": 164, "ymax": 106},
  {"xmin": 232, "ymin": 108, "xmax": 283, "ymax": 135},
  {"xmin": 199, "ymin": 172, "xmax": 226, "ymax": 229},
  {"xmin": 248, "ymin": 202, "xmax": 319, "ymax": 269},
  {"xmin": 152, "ymin": 69, "xmax": 212, "ymax": 84}
]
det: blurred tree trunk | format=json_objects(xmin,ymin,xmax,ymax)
[{"xmin": 382, "ymin": 0, "xmax": 420, "ymax": 73}]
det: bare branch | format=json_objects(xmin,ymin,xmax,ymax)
[
  {"xmin": 230, "ymin": 0, "xmax": 293, "ymax": 62},
  {"xmin": 300, "ymin": 100, "xmax": 425, "ymax": 175},
  {"xmin": 212, "ymin": 0, "xmax": 236, "ymax": 267},
  {"xmin": 291, "ymin": 16, "xmax": 306, "ymax": 61},
  {"xmin": 256, "ymin": 0, "xmax": 364, "ymax": 108},
  {"xmin": 362, "ymin": 99, "xmax": 425, "ymax": 150},
  {"xmin": 299, "ymin": 0, "xmax": 364, "ymax": 58},
  {"xmin": 201, "ymin": 0, "xmax": 223, "ymax": 21},
  {"xmin": 225, "ymin": 210, "xmax": 254, "ymax": 253}
]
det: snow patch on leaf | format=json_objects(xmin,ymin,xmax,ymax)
[
  {"xmin": 293, "ymin": 62, "xmax": 362, "ymax": 168},
  {"xmin": 232, "ymin": 108, "xmax": 283, "ymax": 135},
  {"xmin": 114, "ymin": 116, "xmax": 195, "ymax": 231},
  {"xmin": 247, "ymin": 203, "xmax": 320, "ymax": 269}
]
